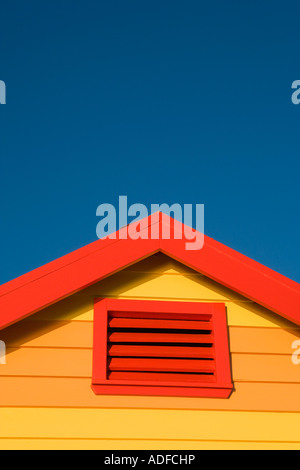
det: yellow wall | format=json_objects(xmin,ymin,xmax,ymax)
[{"xmin": 1, "ymin": 253, "xmax": 300, "ymax": 450}]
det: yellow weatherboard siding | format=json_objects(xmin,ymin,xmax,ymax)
[
  {"xmin": 23, "ymin": 255, "xmax": 297, "ymax": 328},
  {"xmin": 1, "ymin": 408, "xmax": 300, "ymax": 442},
  {"xmin": 1, "ymin": 440, "xmax": 300, "ymax": 451},
  {"xmin": 0, "ymin": 253, "xmax": 299, "ymax": 450}
]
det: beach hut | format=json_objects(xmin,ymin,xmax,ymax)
[{"xmin": 0, "ymin": 213, "xmax": 299, "ymax": 450}]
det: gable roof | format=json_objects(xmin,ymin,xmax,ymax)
[{"xmin": 0, "ymin": 212, "xmax": 299, "ymax": 330}]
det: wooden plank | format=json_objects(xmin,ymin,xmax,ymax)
[
  {"xmin": 108, "ymin": 318, "xmax": 212, "ymax": 330},
  {"xmin": 21, "ymin": 296, "xmax": 95, "ymax": 322},
  {"xmin": 106, "ymin": 298, "xmax": 217, "ymax": 315},
  {"xmin": 108, "ymin": 344, "xmax": 215, "ymax": 358},
  {"xmin": 233, "ymin": 354, "xmax": 300, "ymax": 383},
  {"xmin": 92, "ymin": 299, "xmax": 108, "ymax": 382},
  {"xmin": 1, "ymin": 438, "xmax": 300, "ymax": 450},
  {"xmin": 0, "ymin": 321, "xmax": 93, "ymax": 349},
  {"xmin": 225, "ymin": 302, "xmax": 295, "ymax": 329},
  {"xmin": 22, "ymin": 297, "xmax": 296, "ymax": 329},
  {"xmin": 110, "ymin": 311, "xmax": 212, "ymax": 321},
  {"xmin": 1, "ymin": 347, "xmax": 300, "ymax": 383},
  {"xmin": 229, "ymin": 327, "xmax": 300, "ymax": 354},
  {"xmin": 108, "ymin": 332, "xmax": 213, "ymax": 344},
  {"xmin": 2, "ymin": 319, "xmax": 299, "ymax": 354},
  {"xmin": 2, "ymin": 377, "xmax": 300, "ymax": 412},
  {"xmin": 92, "ymin": 384, "xmax": 232, "ymax": 398},
  {"xmin": 93, "ymin": 271, "xmax": 238, "ymax": 302},
  {"xmin": 0, "ymin": 348, "xmax": 93, "ymax": 378},
  {"xmin": 108, "ymin": 358, "xmax": 215, "ymax": 373},
  {"xmin": 108, "ymin": 372, "xmax": 215, "ymax": 383},
  {"xmin": 1, "ymin": 408, "xmax": 300, "ymax": 442}
]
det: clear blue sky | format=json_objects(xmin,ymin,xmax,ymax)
[{"xmin": 0, "ymin": 0, "xmax": 299, "ymax": 284}]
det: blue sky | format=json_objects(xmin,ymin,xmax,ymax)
[{"xmin": 0, "ymin": 0, "xmax": 299, "ymax": 284}]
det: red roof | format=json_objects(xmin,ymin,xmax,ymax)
[{"xmin": 0, "ymin": 212, "xmax": 299, "ymax": 330}]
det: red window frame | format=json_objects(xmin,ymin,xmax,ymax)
[{"xmin": 92, "ymin": 298, "xmax": 233, "ymax": 398}]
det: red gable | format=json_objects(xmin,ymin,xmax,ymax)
[{"xmin": 0, "ymin": 212, "xmax": 299, "ymax": 330}]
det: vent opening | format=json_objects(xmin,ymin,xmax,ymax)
[
  {"xmin": 92, "ymin": 299, "xmax": 233, "ymax": 398},
  {"xmin": 106, "ymin": 312, "xmax": 216, "ymax": 384}
]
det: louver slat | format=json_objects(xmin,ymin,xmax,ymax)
[
  {"xmin": 108, "ymin": 344, "xmax": 215, "ymax": 358},
  {"xmin": 110, "ymin": 311, "xmax": 212, "ymax": 321},
  {"xmin": 108, "ymin": 372, "xmax": 216, "ymax": 383},
  {"xmin": 108, "ymin": 357, "xmax": 215, "ymax": 373},
  {"xmin": 108, "ymin": 318, "xmax": 213, "ymax": 330},
  {"xmin": 108, "ymin": 332, "xmax": 213, "ymax": 344}
]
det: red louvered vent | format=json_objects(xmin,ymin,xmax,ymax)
[
  {"xmin": 107, "ymin": 311, "xmax": 215, "ymax": 385},
  {"xmin": 92, "ymin": 299, "xmax": 233, "ymax": 398}
]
